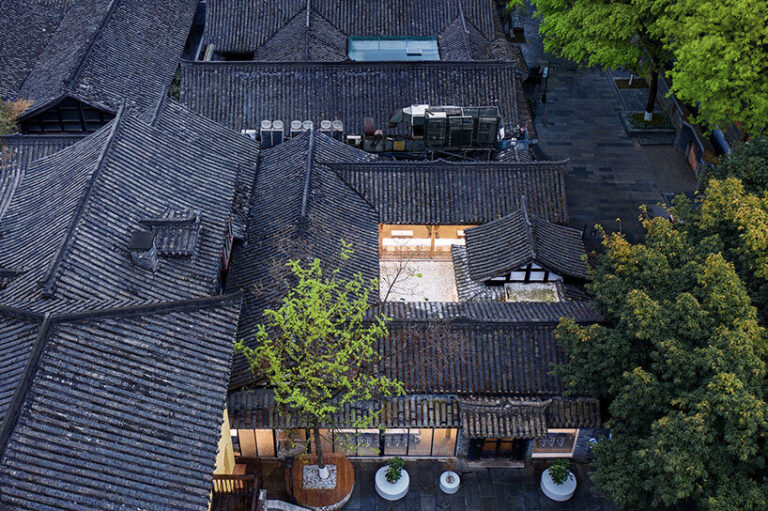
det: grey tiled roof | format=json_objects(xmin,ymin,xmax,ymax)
[
  {"xmin": 451, "ymin": 245, "xmax": 506, "ymax": 302},
  {"xmin": 227, "ymin": 390, "xmax": 600, "ymax": 433},
  {"xmin": 373, "ymin": 301, "xmax": 600, "ymax": 324},
  {"xmin": 0, "ymin": 295, "xmax": 242, "ymax": 511},
  {"xmin": 226, "ymin": 131, "xmax": 380, "ymax": 389},
  {"xmin": 0, "ymin": 308, "xmax": 42, "ymax": 423},
  {"xmin": 381, "ymin": 322, "xmax": 573, "ymax": 395},
  {"xmin": 180, "ymin": 61, "xmax": 534, "ymax": 135},
  {"xmin": 0, "ymin": 0, "xmax": 196, "ymax": 119},
  {"xmin": 332, "ymin": 160, "xmax": 569, "ymax": 224},
  {"xmin": 459, "ymin": 398, "xmax": 548, "ymax": 439},
  {"xmin": 0, "ymin": 135, "xmax": 84, "ymax": 221},
  {"xmin": 464, "ymin": 209, "xmax": 589, "ymax": 281},
  {"xmin": 0, "ymin": 106, "xmax": 257, "ymax": 305},
  {"xmin": 228, "ymin": 390, "xmax": 459, "ymax": 429},
  {"xmin": 204, "ymin": 0, "xmax": 498, "ymax": 61}
]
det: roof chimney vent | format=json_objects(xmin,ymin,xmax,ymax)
[
  {"xmin": 272, "ymin": 120, "xmax": 284, "ymax": 146},
  {"xmin": 260, "ymin": 120, "xmax": 274, "ymax": 149},
  {"xmin": 331, "ymin": 120, "xmax": 344, "ymax": 141},
  {"xmin": 128, "ymin": 230, "xmax": 158, "ymax": 271},
  {"xmin": 290, "ymin": 120, "xmax": 303, "ymax": 138}
]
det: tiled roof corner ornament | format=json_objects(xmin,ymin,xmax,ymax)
[{"xmin": 127, "ymin": 230, "xmax": 159, "ymax": 272}]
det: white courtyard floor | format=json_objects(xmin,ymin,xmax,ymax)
[{"xmin": 379, "ymin": 260, "xmax": 458, "ymax": 302}]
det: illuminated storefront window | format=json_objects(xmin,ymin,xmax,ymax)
[
  {"xmin": 432, "ymin": 428, "xmax": 458, "ymax": 456},
  {"xmin": 532, "ymin": 429, "xmax": 579, "ymax": 458}
]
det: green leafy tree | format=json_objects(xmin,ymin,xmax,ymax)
[
  {"xmin": 555, "ymin": 218, "xmax": 768, "ymax": 509},
  {"xmin": 235, "ymin": 246, "xmax": 404, "ymax": 470},
  {"xmin": 705, "ymin": 139, "xmax": 768, "ymax": 195},
  {"xmin": 511, "ymin": 0, "xmax": 671, "ymax": 118},
  {"xmin": 658, "ymin": 0, "xmax": 768, "ymax": 137},
  {"xmin": 0, "ymin": 100, "xmax": 17, "ymax": 135},
  {"xmin": 667, "ymin": 141, "xmax": 768, "ymax": 314}
]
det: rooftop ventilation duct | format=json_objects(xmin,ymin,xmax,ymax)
[{"xmin": 128, "ymin": 230, "xmax": 158, "ymax": 271}]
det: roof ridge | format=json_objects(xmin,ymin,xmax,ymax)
[
  {"xmin": 40, "ymin": 105, "xmax": 124, "ymax": 298},
  {"xmin": 181, "ymin": 59, "xmax": 521, "ymax": 69},
  {"xmin": 50, "ymin": 290, "xmax": 243, "ymax": 324},
  {"xmin": 304, "ymin": 0, "xmax": 311, "ymax": 60},
  {"xmin": 0, "ymin": 313, "xmax": 53, "ymax": 460},
  {"xmin": 65, "ymin": 0, "xmax": 120, "ymax": 90},
  {"xmin": 13, "ymin": 3, "xmax": 74, "ymax": 97},
  {"xmin": 327, "ymin": 159, "xmax": 570, "ymax": 168},
  {"xmin": 521, "ymin": 196, "xmax": 536, "ymax": 261},
  {"xmin": 299, "ymin": 128, "xmax": 315, "ymax": 220},
  {"xmin": 456, "ymin": 0, "xmax": 472, "ymax": 60},
  {"xmin": 149, "ymin": 86, "xmax": 168, "ymax": 126}
]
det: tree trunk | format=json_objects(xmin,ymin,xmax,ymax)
[
  {"xmin": 645, "ymin": 66, "xmax": 659, "ymax": 121},
  {"xmin": 313, "ymin": 424, "xmax": 325, "ymax": 469}
]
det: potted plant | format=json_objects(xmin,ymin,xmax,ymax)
[
  {"xmin": 438, "ymin": 458, "xmax": 460, "ymax": 494},
  {"xmin": 375, "ymin": 457, "xmax": 410, "ymax": 501},
  {"xmin": 540, "ymin": 459, "xmax": 577, "ymax": 502}
]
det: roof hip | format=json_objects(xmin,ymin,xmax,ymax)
[{"xmin": 40, "ymin": 106, "xmax": 124, "ymax": 298}]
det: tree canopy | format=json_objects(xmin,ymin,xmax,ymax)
[
  {"xmin": 555, "ymin": 217, "xmax": 768, "ymax": 509},
  {"xmin": 705, "ymin": 138, "xmax": 768, "ymax": 195},
  {"xmin": 658, "ymin": 0, "xmax": 768, "ymax": 136},
  {"xmin": 235, "ymin": 246, "xmax": 404, "ymax": 468},
  {"xmin": 0, "ymin": 100, "xmax": 17, "ymax": 135},
  {"xmin": 518, "ymin": 0, "xmax": 768, "ymax": 135},
  {"xmin": 512, "ymin": 0, "xmax": 670, "ymax": 115}
]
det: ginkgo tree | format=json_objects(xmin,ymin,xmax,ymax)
[{"xmin": 235, "ymin": 244, "xmax": 404, "ymax": 477}]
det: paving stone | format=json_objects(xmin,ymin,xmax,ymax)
[{"xmin": 420, "ymin": 494, "xmax": 437, "ymax": 511}]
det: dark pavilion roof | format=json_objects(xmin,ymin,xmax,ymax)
[
  {"xmin": 0, "ymin": 294, "xmax": 242, "ymax": 511},
  {"xmin": 463, "ymin": 208, "xmax": 590, "ymax": 281},
  {"xmin": 179, "ymin": 61, "xmax": 534, "ymax": 135},
  {"xmin": 0, "ymin": 0, "xmax": 196, "ymax": 119},
  {"xmin": 0, "ymin": 105, "xmax": 258, "ymax": 306},
  {"xmin": 227, "ymin": 300, "xmax": 601, "ymax": 436},
  {"xmin": 332, "ymin": 160, "xmax": 569, "ymax": 224},
  {"xmin": 203, "ymin": 0, "xmax": 501, "ymax": 61},
  {"xmin": 226, "ymin": 131, "xmax": 380, "ymax": 389},
  {"xmin": 0, "ymin": 134, "xmax": 84, "ymax": 221}
]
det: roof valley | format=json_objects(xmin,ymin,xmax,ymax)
[
  {"xmin": 0, "ymin": 312, "xmax": 52, "ymax": 461},
  {"xmin": 40, "ymin": 107, "xmax": 124, "ymax": 298},
  {"xmin": 64, "ymin": 0, "xmax": 119, "ymax": 91}
]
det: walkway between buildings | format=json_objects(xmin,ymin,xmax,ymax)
[
  {"xmin": 256, "ymin": 458, "xmax": 616, "ymax": 511},
  {"xmin": 518, "ymin": 8, "xmax": 697, "ymax": 252}
]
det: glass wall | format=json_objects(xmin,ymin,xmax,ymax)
[
  {"xmin": 432, "ymin": 428, "xmax": 458, "ymax": 456},
  {"xmin": 237, "ymin": 427, "xmax": 458, "ymax": 458},
  {"xmin": 382, "ymin": 428, "xmax": 409, "ymax": 456},
  {"xmin": 408, "ymin": 428, "xmax": 434, "ymax": 456},
  {"xmin": 255, "ymin": 429, "xmax": 275, "ymax": 457},
  {"xmin": 531, "ymin": 429, "xmax": 579, "ymax": 458}
]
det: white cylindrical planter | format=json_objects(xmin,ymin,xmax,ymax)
[
  {"xmin": 540, "ymin": 468, "xmax": 577, "ymax": 502},
  {"xmin": 375, "ymin": 466, "xmax": 409, "ymax": 501},
  {"xmin": 439, "ymin": 471, "xmax": 460, "ymax": 494}
]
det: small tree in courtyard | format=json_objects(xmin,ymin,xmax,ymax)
[{"xmin": 235, "ymin": 244, "xmax": 404, "ymax": 475}]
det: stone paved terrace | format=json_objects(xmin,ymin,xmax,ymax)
[
  {"xmin": 517, "ymin": 5, "xmax": 698, "ymax": 251},
  {"xmin": 256, "ymin": 459, "xmax": 616, "ymax": 510}
]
